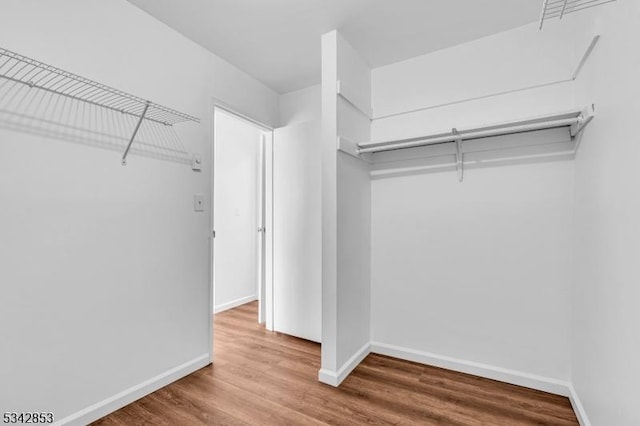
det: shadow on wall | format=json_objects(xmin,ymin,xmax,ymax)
[
  {"xmin": 0, "ymin": 47, "xmax": 196, "ymax": 165},
  {"xmin": 370, "ymin": 127, "xmax": 577, "ymax": 180}
]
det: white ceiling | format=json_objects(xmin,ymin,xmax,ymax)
[{"xmin": 128, "ymin": 0, "xmax": 542, "ymax": 94}]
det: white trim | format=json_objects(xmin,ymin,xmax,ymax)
[
  {"xmin": 370, "ymin": 342, "xmax": 571, "ymax": 397},
  {"xmin": 214, "ymin": 295, "xmax": 258, "ymax": 314},
  {"xmin": 371, "ymin": 79, "xmax": 573, "ymax": 121},
  {"xmin": 572, "ymin": 35, "xmax": 600, "ymax": 80},
  {"xmin": 52, "ymin": 354, "xmax": 210, "ymax": 426},
  {"xmin": 213, "ymin": 101, "xmax": 274, "ymax": 131},
  {"xmin": 337, "ymin": 135, "xmax": 360, "ymax": 159},
  {"xmin": 208, "ymin": 99, "xmax": 216, "ymax": 364},
  {"xmin": 210, "ymin": 98, "xmax": 276, "ymax": 339},
  {"xmin": 318, "ymin": 342, "xmax": 370, "ymax": 387},
  {"xmin": 317, "ymin": 369, "xmax": 339, "ymax": 386},
  {"xmin": 336, "ymin": 80, "xmax": 373, "ymax": 119},
  {"xmin": 264, "ymin": 131, "xmax": 274, "ymax": 331},
  {"xmin": 257, "ymin": 133, "xmax": 267, "ymax": 325},
  {"xmin": 568, "ymin": 384, "xmax": 592, "ymax": 426},
  {"xmin": 336, "ymin": 136, "xmax": 372, "ymax": 163}
]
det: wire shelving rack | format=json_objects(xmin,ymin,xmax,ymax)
[
  {"xmin": 539, "ymin": 0, "xmax": 617, "ymax": 29},
  {"xmin": 0, "ymin": 47, "xmax": 200, "ymax": 165}
]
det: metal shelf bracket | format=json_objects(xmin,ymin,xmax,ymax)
[
  {"xmin": 122, "ymin": 101, "xmax": 151, "ymax": 166},
  {"xmin": 570, "ymin": 104, "xmax": 595, "ymax": 138},
  {"xmin": 454, "ymin": 128, "xmax": 464, "ymax": 183}
]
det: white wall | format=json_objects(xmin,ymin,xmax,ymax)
[
  {"xmin": 336, "ymin": 34, "xmax": 372, "ymax": 370},
  {"xmin": 213, "ymin": 110, "xmax": 262, "ymax": 312},
  {"xmin": 568, "ymin": 2, "xmax": 640, "ymax": 425},
  {"xmin": 320, "ymin": 31, "xmax": 339, "ymax": 375},
  {"xmin": 319, "ymin": 31, "xmax": 371, "ymax": 385},
  {"xmin": 372, "ymin": 23, "xmax": 586, "ymax": 140},
  {"xmin": 0, "ymin": 0, "xmax": 277, "ymax": 423},
  {"xmin": 371, "ymin": 161, "xmax": 574, "ymax": 380},
  {"xmin": 336, "ymin": 152, "xmax": 371, "ymax": 367},
  {"xmin": 369, "ymin": 22, "xmax": 584, "ymax": 385},
  {"xmin": 278, "ymin": 84, "xmax": 321, "ymax": 126}
]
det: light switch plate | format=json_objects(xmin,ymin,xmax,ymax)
[
  {"xmin": 192, "ymin": 154, "xmax": 202, "ymax": 171},
  {"xmin": 194, "ymin": 194, "xmax": 205, "ymax": 212}
]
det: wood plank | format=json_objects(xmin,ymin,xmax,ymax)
[{"xmin": 93, "ymin": 301, "xmax": 578, "ymax": 425}]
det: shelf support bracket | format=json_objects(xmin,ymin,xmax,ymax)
[
  {"xmin": 453, "ymin": 128, "xmax": 463, "ymax": 182},
  {"xmin": 338, "ymin": 136, "xmax": 372, "ymax": 163},
  {"xmin": 571, "ymin": 104, "xmax": 595, "ymax": 137},
  {"xmin": 560, "ymin": 0, "xmax": 569, "ymax": 19},
  {"xmin": 122, "ymin": 101, "xmax": 151, "ymax": 166},
  {"xmin": 571, "ymin": 104, "xmax": 596, "ymax": 154},
  {"xmin": 539, "ymin": 0, "xmax": 550, "ymax": 29}
]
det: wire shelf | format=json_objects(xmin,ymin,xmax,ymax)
[
  {"xmin": 539, "ymin": 0, "xmax": 616, "ymax": 29},
  {"xmin": 0, "ymin": 47, "xmax": 199, "ymax": 165}
]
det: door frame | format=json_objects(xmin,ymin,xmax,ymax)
[{"xmin": 209, "ymin": 99, "xmax": 275, "ymax": 364}]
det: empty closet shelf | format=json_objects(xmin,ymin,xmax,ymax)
[{"xmin": 357, "ymin": 107, "xmax": 594, "ymax": 155}]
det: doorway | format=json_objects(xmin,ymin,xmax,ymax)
[{"xmin": 211, "ymin": 105, "xmax": 273, "ymax": 348}]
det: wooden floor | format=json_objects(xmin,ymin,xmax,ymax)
[{"xmin": 94, "ymin": 302, "xmax": 578, "ymax": 425}]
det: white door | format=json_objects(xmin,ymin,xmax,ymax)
[
  {"xmin": 213, "ymin": 109, "xmax": 262, "ymax": 314},
  {"xmin": 273, "ymin": 121, "xmax": 321, "ymax": 342},
  {"xmin": 257, "ymin": 134, "xmax": 267, "ymax": 324}
]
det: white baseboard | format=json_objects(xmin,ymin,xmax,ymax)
[
  {"xmin": 568, "ymin": 383, "xmax": 591, "ymax": 426},
  {"xmin": 53, "ymin": 354, "xmax": 210, "ymax": 426},
  {"xmin": 370, "ymin": 342, "xmax": 571, "ymax": 397},
  {"xmin": 318, "ymin": 342, "xmax": 370, "ymax": 387},
  {"xmin": 214, "ymin": 295, "xmax": 258, "ymax": 314}
]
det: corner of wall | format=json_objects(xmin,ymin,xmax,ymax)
[
  {"xmin": 568, "ymin": 384, "xmax": 592, "ymax": 426},
  {"xmin": 319, "ymin": 28, "xmax": 372, "ymax": 385},
  {"xmin": 318, "ymin": 342, "xmax": 370, "ymax": 387}
]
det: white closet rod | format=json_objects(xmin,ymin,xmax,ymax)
[{"xmin": 358, "ymin": 111, "xmax": 590, "ymax": 154}]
